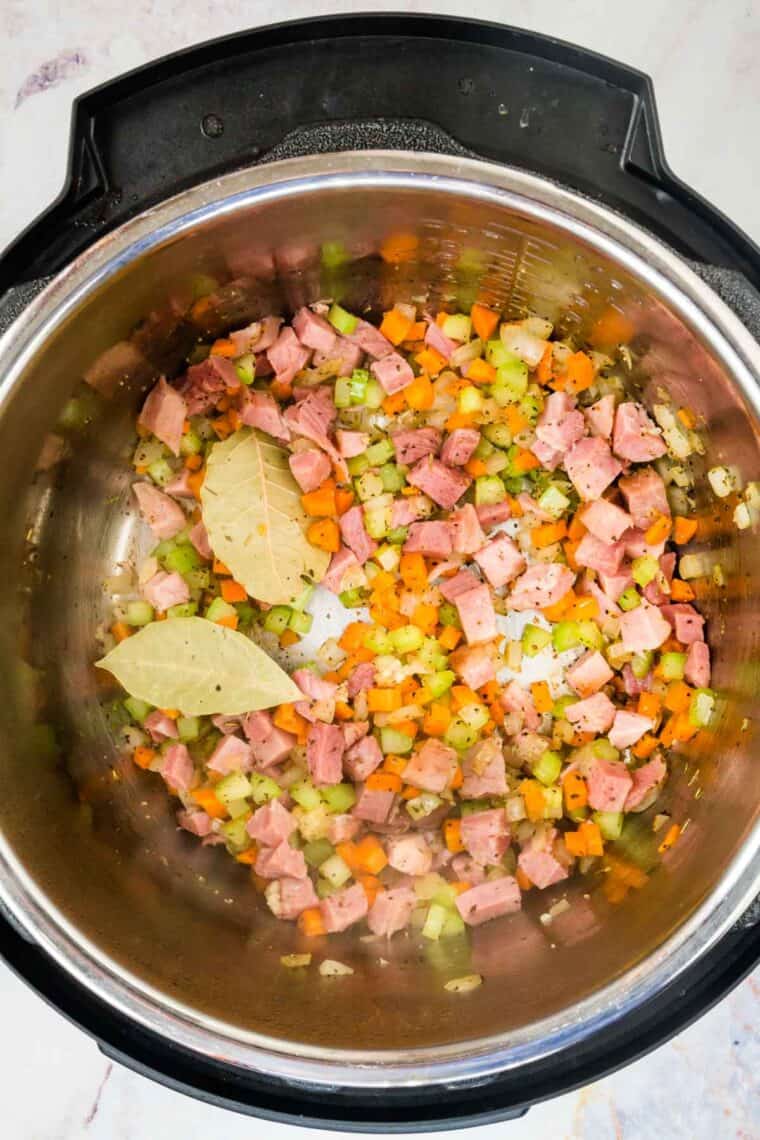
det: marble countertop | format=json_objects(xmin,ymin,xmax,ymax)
[{"xmin": 1, "ymin": 1, "xmax": 759, "ymax": 1137}]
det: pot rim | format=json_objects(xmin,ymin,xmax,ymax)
[{"xmin": 0, "ymin": 150, "xmax": 759, "ymax": 1089}]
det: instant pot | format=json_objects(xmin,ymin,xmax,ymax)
[{"xmin": 0, "ymin": 16, "xmax": 758, "ymax": 1130}]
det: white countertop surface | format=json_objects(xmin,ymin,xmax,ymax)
[{"xmin": 1, "ymin": 1, "xmax": 758, "ymax": 1137}]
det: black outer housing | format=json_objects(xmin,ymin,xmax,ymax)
[{"xmin": 0, "ymin": 14, "xmax": 758, "ymax": 1130}]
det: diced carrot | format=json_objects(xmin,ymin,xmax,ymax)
[
  {"xmin": 111, "ymin": 621, "xmax": 132, "ymax": 643},
  {"xmin": 564, "ymin": 830, "xmax": 587, "ymax": 857},
  {"xmin": 637, "ymin": 692, "xmax": 662, "ymax": 719},
  {"xmin": 562, "ymin": 770, "xmax": 588, "ymax": 811},
  {"xmin": 512, "ymin": 447, "xmax": 541, "ymax": 473},
  {"xmin": 191, "ymin": 787, "xmax": 227, "ymax": 819},
  {"xmin": 450, "ymin": 880, "xmax": 473, "ymax": 895},
  {"xmin": 530, "ymin": 681, "xmax": 553, "ymax": 714},
  {"xmin": 270, "ymin": 379, "xmax": 292, "ymax": 401},
  {"xmin": 515, "ymin": 867, "xmax": 533, "ymax": 891},
  {"xmin": 220, "ymin": 578, "xmax": 247, "ymax": 603},
  {"xmin": 383, "ymin": 754, "xmax": 408, "ymax": 777},
  {"xmin": 380, "ymin": 231, "xmax": 418, "ymax": 264},
  {"xmin": 404, "ymin": 371, "xmax": 435, "ymax": 411},
  {"xmin": 438, "ymin": 625, "xmax": 462, "ymax": 650},
  {"xmin": 565, "ymin": 351, "xmax": 595, "ymax": 394},
  {"xmin": 465, "ymin": 457, "xmax": 488, "ymax": 478},
  {"xmin": 411, "ymin": 602, "xmax": 439, "ymax": 635},
  {"xmin": 536, "ymin": 343, "xmax": 554, "ymax": 385},
  {"xmin": 400, "ymin": 677, "xmax": 420, "ymax": 705},
  {"xmin": 567, "ymin": 513, "xmax": 586, "ymax": 541},
  {"xmin": 133, "ymin": 745, "xmax": 156, "ymax": 770},
  {"xmin": 399, "ymin": 552, "xmax": 428, "ymax": 591},
  {"xmin": 563, "ymin": 540, "xmax": 581, "ymax": 572},
  {"xmin": 466, "ymin": 357, "xmax": 497, "ymax": 385},
  {"xmin": 184, "ymin": 453, "xmax": 203, "ymax": 471},
  {"xmin": 212, "ymin": 415, "xmax": 234, "ymax": 440},
  {"xmin": 532, "ymin": 520, "xmax": 567, "ymax": 548},
  {"xmin": 645, "ymin": 514, "xmax": 672, "ymax": 545},
  {"xmin": 215, "ymin": 613, "xmax": 239, "ymax": 630},
  {"xmin": 672, "ymin": 516, "xmax": 698, "ymax": 545},
  {"xmin": 352, "ymin": 835, "xmax": 388, "ymax": 875},
  {"xmin": 228, "ymin": 409, "xmax": 242, "ymax": 431},
  {"xmin": 450, "ymin": 764, "xmax": 463, "ymax": 790},
  {"xmin": 565, "ymin": 596, "xmax": 599, "ymax": 622},
  {"xmin": 451, "ymin": 685, "xmax": 479, "ymax": 710},
  {"xmin": 380, "ymin": 309, "xmax": 414, "ymax": 345},
  {"xmin": 339, "ymin": 622, "xmax": 371, "ymax": 653},
  {"xmin": 404, "ymin": 321, "xmax": 426, "ymax": 342},
  {"xmin": 443, "ymin": 818, "xmax": 464, "ymax": 853},
  {"xmin": 334, "ymin": 489, "xmax": 354, "ymax": 516},
  {"xmin": 520, "ymin": 779, "xmax": 546, "ymax": 822},
  {"xmin": 393, "ymin": 719, "xmax": 419, "ymax": 739},
  {"xmin": 658, "ymin": 823, "xmax": 681, "ymax": 854},
  {"xmin": 470, "ymin": 303, "xmax": 500, "ymax": 341},
  {"xmin": 589, "ymin": 307, "xmax": 634, "ymax": 348},
  {"xmin": 301, "ymin": 481, "xmax": 337, "ymax": 518},
  {"xmin": 670, "ymin": 579, "xmax": 695, "ymax": 602},
  {"xmin": 578, "ymin": 820, "xmax": 604, "ymax": 857},
  {"xmin": 663, "ymin": 681, "xmax": 692, "ymax": 714},
  {"xmin": 401, "ymin": 784, "xmax": 421, "ymax": 800},
  {"xmin": 367, "ymin": 688, "xmax": 402, "ymax": 713},
  {"xmin": 415, "ymin": 347, "xmax": 447, "ymax": 376},
  {"xmin": 366, "ymin": 771, "xmax": 403, "ymax": 795},
  {"xmin": 382, "ymin": 390, "xmax": 408, "ymax": 415},
  {"xmin": 213, "ymin": 558, "xmax": 232, "ymax": 576},
  {"xmin": 445, "ymin": 410, "xmax": 477, "ymax": 432},
  {"xmin": 357, "ymin": 874, "xmax": 381, "ymax": 908},
  {"xmin": 423, "ymin": 702, "xmax": 452, "ymax": 736},
  {"xmin": 605, "ymin": 853, "xmax": 648, "ymax": 889},
  {"xmin": 306, "ymin": 518, "xmax": 341, "ymax": 553},
  {"xmin": 503, "ymin": 405, "xmax": 529, "ymax": 436},
  {"xmin": 542, "ymin": 589, "xmax": 576, "ymax": 622},
  {"xmin": 210, "ymin": 337, "xmax": 237, "ymax": 358},
  {"xmin": 297, "ymin": 907, "xmax": 326, "ymax": 937},
  {"xmin": 159, "ymin": 708, "xmax": 180, "ymax": 719},
  {"xmin": 235, "ymin": 847, "xmax": 258, "ymax": 865},
  {"xmin": 188, "ymin": 467, "xmax": 206, "ymax": 500},
  {"xmin": 332, "ymin": 700, "xmax": 352, "ymax": 721},
  {"xmin": 632, "ymin": 733, "xmax": 659, "ymax": 760},
  {"xmin": 676, "ymin": 407, "xmax": 696, "ymax": 429}
]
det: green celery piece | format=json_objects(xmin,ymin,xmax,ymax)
[
  {"xmin": 288, "ymin": 610, "xmax": 313, "ymax": 635},
  {"xmin": 422, "ymin": 902, "xmax": 448, "ymax": 941},
  {"xmin": 321, "ymin": 783, "xmax": 357, "ymax": 813},
  {"xmin": 322, "ymin": 244, "xmax": 349, "ymax": 271},
  {"xmin": 179, "ymin": 429, "xmax": 203, "ymax": 456},
  {"xmin": 339, "ymin": 588, "xmax": 365, "ymax": 609},
  {"xmin": 660, "ymin": 652, "xmax": 686, "ymax": 681},
  {"xmin": 577, "ymin": 620, "xmax": 603, "ymax": 650},
  {"xmin": 215, "ymin": 771, "xmax": 252, "ymax": 807},
  {"xmin": 147, "ymin": 458, "xmax": 174, "ymax": 487},
  {"xmin": 334, "ymin": 377, "xmax": 352, "ymax": 408},
  {"xmin": 552, "ymin": 620, "xmax": 581, "ymax": 652},
  {"xmin": 262, "ymin": 605, "xmax": 292, "ymax": 635},
  {"xmin": 326, "ymin": 301, "xmax": 356, "ymax": 331},
  {"xmin": 249, "ymin": 773, "xmax": 284, "ymax": 805},
  {"xmin": 380, "ymin": 727, "xmax": 414, "ymax": 755},
  {"xmin": 390, "ymin": 625, "xmax": 425, "ymax": 654},
  {"xmin": 425, "ymin": 670, "xmax": 456, "ymax": 699},
  {"xmin": 221, "ymin": 816, "xmax": 251, "ymax": 852},
  {"xmin": 632, "ymin": 555, "xmax": 659, "ymax": 588},
  {"xmin": 364, "ymin": 378, "xmax": 385, "ymax": 410},
  {"xmin": 126, "ymin": 600, "xmax": 154, "ymax": 627},
  {"xmin": 475, "ymin": 475, "xmax": 507, "ymax": 505},
  {"xmin": 290, "ymin": 780, "xmax": 322, "ymax": 811},
  {"xmin": 205, "ymin": 596, "xmax": 237, "ymax": 624},
  {"xmin": 631, "ymin": 651, "xmax": 654, "ymax": 679},
  {"xmin": 592, "ymin": 738, "xmax": 620, "ymax": 762},
  {"xmin": 483, "ymin": 422, "xmax": 513, "ymax": 449},
  {"xmin": 366, "ymin": 439, "xmax": 394, "ymax": 466},
  {"xmin": 473, "ymin": 436, "xmax": 495, "ymax": 461},
  {"xmin": 167, "ymin": 602, "xmax": 198, "ymax": 619},
  {"xmin": 346, "ymin": 453, "xmax": 370, "ymax": 477},
  {"xmin": 593, "ymin": 810, "xmax": 624, "ymax": 840},
  {"xmin": 618, "ymin": 587, "xmax": 641, "ymax": 612},
  {"xmin": 177, "ymin": 715, "xmax": 201, "ymax": 742},
  {"xmin": 532, "ymin": 750, "xmax": 562, "ymax": 786},
  {"xmin": 303, "ymin": 838, "xmax": 335, "ymax": 868},
  {"xmin": 438, "ymin": 602, "xmax": 461, "ymax": 630},
  {"xmin": 380, "ymin": 463, "xmax": 406, "ymax": 493},
  {"xmin": 319, "ymin": 853, "xmax": 353, "ymax": 888},
  {"xmin": 386, "ymin": 525, "xmax": 408, "ymax": 545},
  {"xmin": 522, "ymin": 624, "xmax": 552, "ymax": 656},
  {"xmin": 235, "ymin": 354, "xmax": 255, "ymax": 385},
  {"xmin": 364, "ymin": 627, "xmax": 392, "ymax": 654},
  {"xmin": 405, "ymin": 792, "xmax": 443, "ymax": 822},
  {"xmin": 348, "ymin": 369, "xmax": 371, "ymax": 404},
  {"xmin": 124, "ymin": 697, "xmax": 152, "ymax": 724},
  {"xmin": 444, "ymin": 717, "xmax": 480, "ymax": 751},
  {"xmin": 689, "ymin": 687, "xmax": 716, "ymax": 728},
  {"xmin": 164, "ymin": 544, "xmax": 202, "ymax": 576}
]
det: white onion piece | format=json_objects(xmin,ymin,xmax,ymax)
[
  {"xmin": 450, "ymin": 337, "xmax": 483, "ymax": 370},
  {"xmin": 500, "ymin": 323, "xmax": 548, "ymax": 368}
]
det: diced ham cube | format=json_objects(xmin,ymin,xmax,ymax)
[
  {"xmin": 293, "ymin": 669, "xmax": 337, "ymax": 702},
  {"xmin": 161, "ymin": 743, "xmax": 194, "ymax": 792},
  {"xmin": 461, "ymin": 808, "xmax": 509, "ymax": 865},
  {"xmin": 246, "ymin": 799, "xmax": 297, "ymax": 847},
  {"xmin": 345, "ymin": 319, "xmax": 394, "ymax": 359},
  {"xmin": 575, "ymin": 532, "xmax": 627, "ymax": 576},
  {"xmin": 284, "ymin": 388, "xmax": 343, "ymax": 477},
  {"xmin": 508, "ymin": 563, "xmax": 576, "ymax": 611},
  {"xmin": 401, "ymin": 521, "xmax": 450, "ymax": 559},
  {"xmin": 266, "ymin": 326, "xmax": 312, "ymax": 383},
  {"xmin": 517, "ymin": 848, "xmax": 568, "ymax": 890},
  {"xmin": 353, "ymin": 786, "xmax": 396, "ymax": 823},
  {"xmin": 144, "ymin": 711, "xmax": 179, "ymax": 743},
  {"xmin": 566, "ymin": 650, "xmax": 614, "ymax": 697},
  {"xmin": 451, "ymin": 853, "xmax": 487, "ymax": 886},
  {"xmin": 474, "ymin": 533, "xmax": 525, "ymax": 588},
  {"xmin": 564, "ymin": 436, "xmax": 622, "ymax": 500},
  {"xmin": 229, "ymin": 316, "xmax": 282, "ymax": 356},
  {"xmin": 461, "ymin": 737, "xmax": 507, "ymax": 798},
  {"xmin": 597, "ymin": 568, "xmax": 634, "ymax": 603},
  {"xmin": 624, "ymin": 754, "xmax": 667, "ymax": 811},
  {"xmin": 619, "ymin": 600, "xmax": 672, "ymax": 652},
  {"xmin": 623, "ymin": 527, "xmax": 666, "ymax": 561},
  {"xmin": 138, "ymin": 377, "xmax": 187, "ymax": 455},
  {"xmin": 581, "ymin": 499, "xmax": 633, "ymax": 544},
  {"xmin": 424, "ymin": 320, "xmax": 457, "ymax": 359},
  {"xmin": 392, "ymin": 427, "xmax": 441, "ymax": 465},
  {"xmin": 501, "ymin": 680, "xmax": 541, "ymax": 731},
  {"xmin": 207, "ymin": 734, "xmax": 253, "ymax": 775},
  {"xmin": 586, "ymin": 580, "xmax": 623, "ymax": 621},
  {"xmin": 660, "ymin": 603, "xmax": 705, "ymax": 645},
  {"xmin": 450, "ymin": 644, "xmax": 496, "ymax": 690},
  {"xmin": 441, "ymin": 428, "xmax": 480, "ymax": 466},
  {"xmin": 255, "ymin": 841, "xmax": 308, "ymax": 880},
  {"xmin": 265, "ymin": 876, "xmax": 319, "ymax": 920},
  {"xmin": 242, "ymin": 711, "xmax": 295, "ymax": 769},
  {"xmin": 339, "ymin": 505, "xmax": 377, "ymax": 565},
  {"xmin": 313, "ymin": 335, "xmax": 363, "ymax": 377},
  {"xmin": 407, "ymin": 457, "xmax": 471, "ymax": 510},
  {"xmin": 293, "ymin": 306, "xmax": 337, "ymax": 353},
  {"xmin": 342, "ymin": 721, "xmax": 369, "ymax": 749},
  {"xmin": 685, "ymin": 641, "xmax": 711, "ymax": 688},
  {"xmin": 371, "ymin": 352, "xmax": 415, "ymax": 394},
  {"xmin": 239, "ymin": 388, "xmax": 290, "ymax": 442},
  {"xmin": 336, "ymin": 430, "xmax": 369, "ymax": 458},
  {"xmin": 586, "ymin": 758, "xmax": 633, "ymax": 812},
  {"xmin": 387, "ymin": 834, "xmax": 433, "ymax": 876},
  {"xmin": 530, "ymin": 438, "xmax": 563, "ymax": 470},
  {"xmin": 455, "ymin": 876, "xmax": 522, "ymax": 926},
  {"xmin": 391, "ymin": 496, "xmax": 427, "ymax": 528},
  {"xmin": 177, "ymin": 809, "xmax": 213, "ymax": 837},
  {"xmin": 476, "ymin": 501, "xmax": 512, "ymax": 528},
  {"xmin": 242, "ymin": 711, "xmax": 272, "ymax": 744},
  {"xmin": 347, "ymin": 662, "xmax": 376, "ymax": 698},
  {"xmin": 622, "ymin": 664, "xmax": 652, "ymax": 696},
  {"xmin": 133, "ymin": 482, "xmax": 186, "ymax": 540},
  {"xmin": 327, "ymin": 814, "xmax": 361, "ymax": 845},
  {"xmin": 288, "ymin": 448, "xmax": 332, "ymax": 494},
  {"xmin": 619, "ymin": 467, "xmax": 670, "ymax": 529},
  {"xmin": 455, "ymin": 584, "xmax": 498, "ymax": 644},
  {"xmin": 343, "ymin": 734, "xmax": 383, "ymax": 781},
  {"xmin": 584, "ymin": 394, "xmax": 616, "ymax": 439},
  {"xmin": 306, "ymin": 722, "xmax": 344, "ymax": 787},
  {"xmin": 142, "ymin": 570, "xmax": 189, "ymax": 612},
  {"xmin": 320, "ymin": 882, "xmax": 369, "ymax": 933},
  {"xmin": 613, "ymin": 402, "xmax": 667, "ymax": 462},
  {"xmin": 644, "ymin": 552, "xmax": 676, "ymax": 605},
  {"xmin": 565, "ymin": 692, "xmax": 616, "ymax": 734},
  {"xmin": 534, "ymin": 390, "xmax": 585, "ymax": 454},
  {"xmin": 189, "ymin": 521, "xmax": 212, "ymax": 560},
  {"xmin": 403, "ymin": 739, "xmax": 457, "ymax": 794},
  {"xmin": 608, "ymin": 710, "xmax": 653, "ymax": 750},
  {"xmin": 180, "ymin": 355, "xmax": 240, "ymax": 416},
  {"xmin": 321, "ymin": 546, "xmax": 360, "ymax": 594},
  {"xmin": 367, "ymin": 886, "xmax": 416, "ymax": 937},
  {"xmin": 439, "ymin": 569, "xmax": 481, "ymax": 601},
  {"xmin": 449, "ymin": 504, "xmax": 487, "ymax": 554}
]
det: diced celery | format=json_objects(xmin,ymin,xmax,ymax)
[
  {"xmin": 303, "ymin": 838, "xmax": 335, "ymax": 868},
  {"xmin": 334, "ymin": 377, "xmax": 352, "ymax": 408},
  {"xmin": 660, "ymin": 652, "xmax": 686, "ymax": 681},
  {"xmin": 288, "ymin": 609, "xmax": 313, "ymax": 635},
  {"xmin": 364, "ymin": 627, "xmax": 393, "ymax": 654},
  {"xmin": 483, "ymin": 423, "xmax": 513, "ymax": 449},
  {"xmin": 422, "ymin": 902, "xmax": 449, "ymax": 941},
  {"xmin": 492, "ymin": 360, "xmax": 528, "ymax": 404},
  {"xmin": 522, "ymin": 624, "xmax": 552, "ymax": 656},
  {"xmin": 485, "ymin": 340, "xmax": 513, "ymax": 368},
  {"xmin": 552, "ymin": 620, "xmax": 581, "ymax": 652},
  {"xmin": 380, "ymin": 463, "xmax": 406, "ymax": 493},
  {"xmin": 425, "ymin": 670, "xmax": 456, "ymax": 700},
  {"xmin": 235, "ymin": 353, "xmax": 255, "ymax": 385},
  {"xmin": 148, "ymin": 458, "xmax": 174, "ymax": 486},
  {"xmin": 126, "ymin": 600, "xmax": 154, "ymax": 627},
  {"xmin": 327, "ymin": 302, "xmax": 358, "ymax": 335},
  {"xmin": 185, "ymin": 567, "xmax": 211, "ymax": 591},
  {"xmin": 553, "ymin": 694, "xmax": 577, "ymax": 720},
  {"xmin": 593, "ymin": 810, "xmax": 624, "ymax": 840},
  {"xmin": 520, "ymin": 392, "xmax": 542, "ymax": 423},
  {"xmin": 375, "ymin": 544, "xmax": 401, "ymax": 572},
  {"xmin": 473, "ymin": 436, "xmax": 495, "ymax": 461},
  {"xmin": 164, "ymin": 545, "xmax": 202, "ymax": 576},
  {"xmin": 458, "ymin": 386, "xmax": 484, "ymax": 415},
  {"xmin": 177, "ymin": 716, "xmax": 201, "ymax": 742},
  {"xmin": 438, "ymin": 602, "xmax": 461, "ymax": 630},
  {"xmin": 204, "ymin": 597, "xmax": 235, "ymax": 624},
  {"xmin": 364, "ymin": 505, "xmax": 391, "ymax": 540},
  {"xmin": 542, "ymin": 785, "xmax": 563, "ymax": 819},
  {"xmin": 263, "ymin": 605, "xmax": 292, "ymax": 634},
  {"xmin": 538, "ymin": 485, "xmax": 571, "ymax": 519},
  {"xmin": 442, "ymin": 313, "xmax": 472, "ymax": 341},
  {"xmin": 533, "ymin": 750, "xmax": 562, "ymax": 786},
  {"xmin": 405, "ymin": 792, "xmax": 443, "ymax": 821},
  {"xmin": 364, "ymin": 378, "xmax": 385, "ymax": 410},
  {"xmin": 592, "ymin": 738, "xmax": 620, "ymax": 762},
  {"xmin": 180, "ymin": 429, "xmax": 203, "ymax": 456},
  {"xmin": 689, "ymin": 687, "xmax": 716, "ymax": 728},
  {"xmin": 235, "ymin": 602, "xmax": 256, "ymax": 627},
  {"xmin": 444, "ymin": 717, "xmax": 480, "ymax": 751},
  {"xmin": 346, "ymin": 454, "xmax": 370, "ymax": 477},
  {"xmin": 631, "ymin": 651, "xmax": 654, "ymax": 679},
  {"xmin": 221, "ymin": 816, "xmax": 250, "ymax": 852},
  {"xmin": 390, "ymin": 625, "xmax": 425, "ymax": 654},
  {"xmin": 632, "ymin": 555, "xmax": 659, "ymax": 588},
  {"xmin": 441, "ymin": 909, "xmax": 466, "ymax": 938},
  {"xmin": 459, "ymin": 703, "xmax": 490, "ymax": 732},
  {"xmin": 577, "ymin": 620, "xmax": 603, "ymax": 650},
  {"xmin": 348, "ymin": 369, "xmax": 371, "ymax": 404},
  {"xmin": 215, "ymin": 771, "xmax": 252, "ymax": 808},
  {"xmin": 316, "ymin": 878, "xmax": 337, "ymax": 900},
  {"xmin": 339, "ymin": 588, "xmax": 365, "ymax": 609},
  {"xmin": 618, "ymin": 587, "xmax": 641, "ymax": 612},
  {"xmin": 475, "ymin": 475, "xmax": 507, "ymax": 505},
  {"xmin": 168, "ymin": 602, "xmax": 198, "ymax": 619},
  {"xmin": 366, "ymin": 439, "xmax": 395, "ymax": 466},
  {"xmin": 288, "ymin": 584, "xmax": 314, "ymax": 613},
  {"xmin": 355, "ymin": 471, "xmax": 385, "ymax": 501},
  {"xmin": 321, "ymin": 783, "xmax": 357, "ymax": 813},
  {"xmin": 124, "ymin": 697, "xmax": 152, "ymax": 724},
  {"xmin": 386, "ymin": 525, "xmax": 409, "ymax": 545},
  {"xmin": 380, "ymin": 727, "xmax": 414, "ymax": 755},
  {"xmin": 319, "ymin": 853, "xmax": 353, "ymax": 888}
]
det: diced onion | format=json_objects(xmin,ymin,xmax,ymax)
[
  {"xmin": 281, "ymin": 954, "xmax": 312, "ymax": 968},
  {"xmin": 707, "ymin": 465, "xmax": 741, "ymax": 498},
  {"xmin": 316, "ymin": 638, "xmax": 346, "ymax": 669},
  {"xmin": 319, "ymin": 960, "xmax": 354, "ymax": 977},
  {"xmin": 679, "ymin": 553, "xmax": 711, "ymax": 580},
  {"xmin": 520, "ymin": 316, "xmax": 554, "ymax": 339},
  {"xmin": 653, "ymin": 405, "xmax": 693, "ymax": 460},
  {"xmin": 734, "ymin": 502, "xmax": 753, "ymax": 530},
  {"xmin": 500, "ymin": 323, "xmax": 548, "ymax": 368},
  {"xmin": 444, "ymin": 974, "xmax": 483, "ymax": 993},
  {"xmin": 450, "ymin": 338, "xmax": 483, "ymax": 370}
]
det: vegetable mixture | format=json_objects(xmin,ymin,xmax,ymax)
[{"xmin": 99, "ymin": 297, "xmax": 717, "ymax": 943}]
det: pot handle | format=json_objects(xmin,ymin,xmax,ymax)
[{"xmin": 1, "ymin": 15, "xmax": 759, "ymax": 291}]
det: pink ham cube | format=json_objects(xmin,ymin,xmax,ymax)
[
  {"xmin": 343, "ymin": 734, "xmax": 384, "ymax": 781},
  {"xmin": 534, "ymin": 390, "xmax": 585, "ymax": 454},
  {"xmin": 461, "ymin": 737, "xmax": 507, "ymax": 798},
  {"xmin": 403, "ymin": 521, "xmax": 453, "ymax": 558},
  {"xmin": 581, "ymin": 499, "xmax": 633, "ymax": 544},
  {"xmin": 566, "ymin": 650, "xmax": 614, "ymax": 697},
  {"xmin": 624, "ymin": 754, "xmax": 667, "ymax": 811},
  {"xmin": 619, "ymin": 467, "xmax": 670, "ymax": 529},
  {"xmin": 353, "ymin": 785, "xmax": 396, "ymax": 823},
  {"xmin": 407, "ymin": 457, "xmax": 471, "ymax": 510},
  {"xmin": 336, "ymin": 430, "xmax": 370, "ymax": 458},
  {"xmin": 450, "ymin": 644, "xmax": 497, "ymax": 690},
  {"xmin": 584, "ymin": 394, "xmax": 615, "ymax": 439},
  {"xmin": 239, "ymin": 388, "xmax": 290, "ymax": 441},
  {"xmin": 255, "ymin": 841, "xmax": 308, "ymax": 880},
  {"xmin": 339, "ymin": 505, "xmax": 377, "ymax": 565},
  {"xmin": 391, "ymin": 427, "xmax": 441, "ymax": 465},
  {"xmin": 508, "ymin": 563, "xmax": 576, "ymax": 611},
  {"xmin": 517, "ymin": 848, "xmax": 568, "ymax": 890},
  {"xmin": 207, "ymin": 734, "xmax": 253, "ymax": 775},
  {"xmin": 441, "ymin": 428, "xmax": 480, "ymax": 466},
  {"xmin": 612, "ymin": 402, "xmax": 667, "ymax": 462},
  {"xmin": 320, "ymin": 882, "xmax": 369, "ymax": 933},
  {"xmin": 448, "ymin": 504, "xmax": 486, "ymax": 554},
  {"xmin": 618, "ymin": 600, "xmax": 672, "ymax": 652},
  {"xmin": 288, "ymin": 448, "xmax": 331, "ymax": 494},
  {"xmin": 306, "ymin": 722, "xmax": 344, "ymax": 787},
  {"xmin": 133, "ymin": 482, "xmax": 186, "ymax": 540},
  {"xmin": 564, "ymin": 436, "xmax": 622, "ymax": 500},
  {"xmin": 455, "ymin": 876, "xmax": 521, "ymax": 926},
  {"xmin": 265, "ymin": 876, "xmax": 319, "ymax": 920},
  {"xmin": 387, "ymin": 834, "xmax": 433, "ymax": 876},
  {"xmin": 266, "ymin": 326, "xmax": 312, "ymax": 383},
  {"xmin": 574, "ymin": 532, "xmax": 627, "ymax": 576},
  {"xmin": 586, "ymin": 758, "xmax": 633, "ymax": 812},
  {"xmin": 246, "ymin": 799, "xmax": 297, "ymax": 847},
  {"xmin": 292, "ymin": 306, "xmax": 337, "ymax": 353},
  {"xmin": 565, "ymin": 692, "xmax": 616, "ymax": 735},
  {"xmin": 684, "ymin": 641, "xmax": 711, "ymax": 688},
  {"xmin": 474, "ymin": 533, "xmax": 525, "ymax": 588},
  {"xmin": 138, "ymin": 377, "xmax": 187, "ymax": 456},
  {"xmin": 161, "ymin": 743, "xmax": 194, "ymax": 792},
  {"xmin": 371, "ymin": 352, "xmax": 415, "ymax": 394},
  {"xmin": 368, "ymin": 886, "xmax": 416, "ymax": 937},
  {"xmin": 608, "ymin": 710, "xmax": 653, "ymax": 750},
  {"xmin": 455, "ymin": 584, "xmax": 498, "ymax": 644},
  {"xmin": 142, "ymin": 570, "xmax": 189, "ymax": 612},
  {"xmin": 461, "ymin": 808, "xmax": 509, "ymax": 866},
  {"xmin": 403, "ymin": 739, "xmax": 457, "ymax": 794}
]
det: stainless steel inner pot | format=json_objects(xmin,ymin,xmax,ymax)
[{"xmin": 0, "ymin": 152, "xmax": 758, "ymax": 1090}]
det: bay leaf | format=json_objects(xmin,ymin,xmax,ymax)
[
  {"xmin": 201, "ymin": 429, "xmax": 330, "ymax": 605},
  {"xmin": 96, "ymin": 617, "xmax": 303, "ymax": 715}
]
